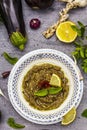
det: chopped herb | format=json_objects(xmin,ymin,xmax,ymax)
[
  {"xmin": 3, "ymin": 52, "xmax": 18, "ymax": 65},
  {"xmin": 7, "ymin": 118, "xmax": 25, "ymax": 129},
  {"xmin": 81, "ymin": 109, "xmax": 87, "ymax": 118}
]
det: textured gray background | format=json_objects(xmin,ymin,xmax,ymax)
[{"xmin": 0, "ymin": 0, "xmax": 87, "ymax": 130}]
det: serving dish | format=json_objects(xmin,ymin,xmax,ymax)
[{"xmin": 8, "ymin": 49, "xmax": 83, "ymax": 125}]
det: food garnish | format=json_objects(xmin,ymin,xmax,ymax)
[
  {"xmin": 43, "ymin": 0, "xmax": 87, "ymax": 39},
  {"xmin": 0, "ymin": 0, "xmax": 27, "ymax": 50},
  {"xmin": 34, "ymin": 89, "xmax": 48, "ymax": 97},
  {"xmin": 1, "ymin": 71, "xmax": 10, "ymax": 78},
  {"xmin": 34, "ymin": 86, "xmax": 62, "ymax": 97},
  {"xmin": 81, "ymin": 109, "xmax": 87, "ymax": 118},
  {"xmin": 7, "ymin": 117, "xmax": 25, "ymax": 129},
  {"xmin": 30, "ymin": 18, "xmax": 41, "ymax": 29},
  {"xmin": 71, "ymin": 21, "xmax": 87, "ymax": 73},
  {"xmin": 49, "ymin": 73, "xmax": 61, "ymax": 87},
  {"xmin": 56, "ymin": 21, "xmax": 77, "ymax": 43},
  {"xmin": 48, "ymin": 87, "xmax": 62, "ymax": 95},
  {"xmin": 61, "ymin": 107, "xmax": 76, "ymax": 125},
  {"xmin": 25, "ymin": 0, "xmax": 54, "ymax": 9},
  {"xmin": 3, "ymin": 52, "xmax": 18, "ymax": 65},
  {"xmin": 38, "ymin": 80, "xmax": 50, "ymax": 89}
]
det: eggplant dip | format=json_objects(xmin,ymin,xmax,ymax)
[{"xmin": 22, "ymin": 63, "xmax": 69, "ymax": 111}]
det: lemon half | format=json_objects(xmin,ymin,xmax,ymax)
[
  {"xmin": 56, "ymin": 21, "xmax": 77, "ymax": 43},
  {"xmin": 49, "ymin": 73, "xmax": 61, "ymax": 87},
  {"xmin": 61, "ymin": 107, "xmax": 76, "ymax": 125}
]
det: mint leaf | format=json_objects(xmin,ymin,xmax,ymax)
[
  {"xmin": 71, "ymin": 25, "xmax": 81, "ymax": 37},
  {"xmin": 77, "ymin": 21, "xmax": 85, "ymax": 28},
  {"xmin": 34, "ymin": 89, "xmax": 48, "ymax": 97},
  {"xmin": 81, "ymin": 109, "xmax": 87, "ymax": 118},
  {"xmin": 3, "ymin": 52, "xmax": 18, "ymax": 65},
  {"xmin": 48, "ymin": 87, "xmax": 62, "ymax": 95},
  {"xmin": 7, "ymin": 118, "xmax": 25, "ymax": 129}
]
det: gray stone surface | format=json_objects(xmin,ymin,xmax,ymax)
[{"xmin": 0, "ymin": 0, "xmax": 87, "ymax": 130}]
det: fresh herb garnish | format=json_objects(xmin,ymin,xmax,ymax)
[
  {"xmin": 48, "ymin": 87, "xmax": 62, "ymax": 95},
  {"xmin": 34, "ymin": 87, "xmax": 62, "ymax": 97},
  {"xmin": 7, "ymin": 118, "xmax": 25, "ymax": 129},
  {"xmin": 81, "ymin": 109, "xmax": 87, "ymax": 118},
  {"xmin": 71, "ymin": 21, "xmax": 87, "ymax": 73},
  {"xmin": 3, "ymin": 52, "xmax": 18, "ymax": 65},
  {"xmin": 34, "ymin": 89, "xmax": 48, "ymax": 97}
]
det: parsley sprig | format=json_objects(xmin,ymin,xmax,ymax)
[{"xmin": 71, "ymin": 21, "xmax": 87, "ymax": 73}]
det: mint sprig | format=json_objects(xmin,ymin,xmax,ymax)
[{"xmin": 71, "ymin": 21, "xmax": 87, "ymax": 73}]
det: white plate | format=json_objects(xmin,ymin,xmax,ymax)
[{"xmin": 8, "ymin": 49, "xmax": 83, "ymax": 125}]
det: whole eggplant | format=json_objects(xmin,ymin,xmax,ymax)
[
  {"xmin": 0, "ymin": 0, "xmax": 27, "ymax": 50},
  {"xmin": 25, "ymin": 0, "xmax": 54, "ymax": 9}
]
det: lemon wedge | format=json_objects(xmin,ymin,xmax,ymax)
[
  {"xmin": 56, "ymin": 21, "xmax": 77, "ymax": 43},
  {"xmin": 49, "ymin": 74, "xmax": 61, "ymax": 87},
  {"xmin": 61, "ymin": 107, "xmax": 76, "ymax": 125}
]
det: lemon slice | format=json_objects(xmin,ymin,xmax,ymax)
[
  {"xmin": 49, "ymin": 74, "xmax": 61, "ymax": 87},
  {"xmin": 61, "ymin": 107, "xmax": 76, "ymax": 125},
  {"xmin": 56, "ymin": 21, "xmax": 77, "ymax": 43}
]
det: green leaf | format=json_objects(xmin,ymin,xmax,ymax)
[
  {"xmin": 81, "ymin": 109, "xmax": 87, "ymax": 118},
  {"xmin": 3, "ymin": 52, "xmax": 18, "ymax": 65},
  {"xmin": 48, "ymin": 87, "xmax": 62, "ymax": 95},
  {"xmin": 80, "ymin": 48, "xmax": 85, "ymax": 58},
  {"xmin": 7, "ymin": 118, "xmax": 25, "ymax": 129},
  {"xmin": 74, "ymin": 42, "xmax": 81, "ymax": 47},
  {"xmin": 81, "ymin": 59, "xmax": 87, "ymax": 73},
  {"xmin": 71, "ymin": 25, "xmax": 81, "ymax": 37},
  {"xmin": 85, "ymin": 49, "xmax": 87, "ymax": 57},
  {"xmin": 77, "ymin": 21, "xmax": 85, "ymax": 28},
  {"xmin": 34, "ymin": 89, "xmax": 48, "ymax": 97},
  {"xmin": 80, "ymin": 27, "xmax": 85, "ymax": 38}
]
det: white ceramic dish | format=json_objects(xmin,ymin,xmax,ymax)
[{"xmin": 8, "ymin": 49, "xmax": 83, "ymax": 125}]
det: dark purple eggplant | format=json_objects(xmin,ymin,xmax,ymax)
[
  {"xmin": 0, "ymin": 0, "xmax": 27, "ymax": 50},
  {"xmin": 25, "ymin": 0, "xmax": 54, "ymax": 9}
]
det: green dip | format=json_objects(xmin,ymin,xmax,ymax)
[{"xmin": 22, "ymin": 63, "xmax": 69, "ymax": 111}]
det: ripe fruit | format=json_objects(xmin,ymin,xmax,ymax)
[
  {"xmin": 30, "ymin": 18, "xmax": 41, "ymax": 29},
  {"xmin": 56, "ymin": 21, "xmax": 77, "ymax": 43}
]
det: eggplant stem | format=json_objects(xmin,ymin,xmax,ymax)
[{"xmin": 10, "ymin": 32, "xmax": 27, "ymax": 50}]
